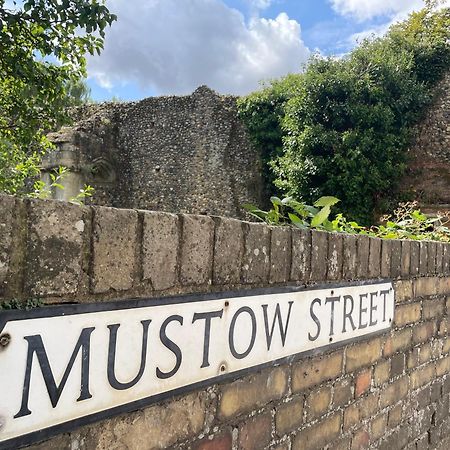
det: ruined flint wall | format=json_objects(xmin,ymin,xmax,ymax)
[
  {"xmin": 45, "ymin": 86, "xmax": 266, "ymax": 218},
  {"xmin": 1, "ymin": 194, "xmax": 450, "ymax": 449}
]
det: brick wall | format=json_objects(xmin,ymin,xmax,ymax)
[{"xmin": 1, "ymin": 194, "xmax": 450, "ymax": 450}]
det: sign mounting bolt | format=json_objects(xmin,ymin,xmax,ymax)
[{"xmin": 0, "ymin": 333, "xmax": 11, "ymax": 348}]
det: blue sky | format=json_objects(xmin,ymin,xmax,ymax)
[{"xmin": 87, "ymin": 0, "xmax": 430, "ymax": 101}]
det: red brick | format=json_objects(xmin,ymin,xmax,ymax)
[
  {"xmin": 239, "ymin": 414, "xmax": 272, "ymax": 450},
  {"xmin": 195, "ymin": 433, "xmax": 232, "ymax": 450},
  {"xmin": 355, "ymin": 369, "xmax": 372, "ymax": 397}
]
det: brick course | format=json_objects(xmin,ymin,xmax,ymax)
[{"xmin": 2, "ymin": 194, "xmax": 450, "ymax": 450}]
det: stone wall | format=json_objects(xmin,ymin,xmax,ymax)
[
  {"xmin": 44, "ymin": 86, "xmax": 266, "ymax": 219},
  {"xmin": 1, "ymin": 194, "xmax": 450, "ymax": 450},
  {"xmin": 401, "ymin": 73, "xmax": 450, "ymax": 213}
]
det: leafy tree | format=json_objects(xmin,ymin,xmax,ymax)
[
  {"xmin": 0, "ymin": 0, "xmax": 116, "ymax": 194},
  {"xmin": 238, "ymin": 4, "xmax": 450, "ymax": 224}
]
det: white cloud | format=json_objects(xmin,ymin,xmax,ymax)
[
  {"xmin": 329, "ymin": 0, "xmax": 424, "ymax": 22},
  {"xmin": 249, "ymin": 0, "xmax": 272, "ymax": 10},
  {"xmin": 87, "ymin": 0, "xmax": 309, "ymax": 96}
]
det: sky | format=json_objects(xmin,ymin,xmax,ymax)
[{"xmin": 86, "ymin": 0, "xmax": 435, "ymax": 101}]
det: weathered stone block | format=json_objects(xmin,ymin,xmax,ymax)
[
  {"xmin": 219, "ymin": 367, "xmax": 287, "ymax": 419},
  {"xmin": 180, "ymin": 214, "xmax": 214, "ymax": 285},
  {"xmin": 292, "ymin": 413, "xmax": 341, "ymax": 450},
  {"xmin": 419, "ymin": 242, "xmax": 428, "ymax": 276},
  {"xmin": 270, "ymin": 226, "xmax": 292, "ymax": 283},
  {"xmin": 242, "ymin": 223, "xmax": 270, "ymax": 284},
  {"xmin": 412, "ymin": 321, "xmax": 436, "ymax": 344},
  {"xmin": 436, "ymin": 356, "xmax": 450, "ymax": 377},
  {"xmin": 388, "ymin": 404, "xmax": 402, "ymax": 428},
  {"xmin": 239, "ymin": 413, "xmax": 272, "ymax": 450},
  {"xmin": 64, "ymin": 391, "xmax": 206, "ymax": 450},
  {"xmin": 401, "ymin": 240, "xmax": 411, "ymax": 277},
  {"xmin": 292, "ymin": 351, "xmax": 343, "ymax": 392},
  {"xmin": 276, "ymin": 396, "xmax": 304, "ymax": 436},
  {"xmin": 310, "ymin": 230, "xmax": 328, "ymax": 281},
  {"xmin": 394, "ymin": 303, "xmax": 421, "ymax": 327},
  {"xmin": 346, "ymin": 338, "xmax": 382, "ymax": 372},
  {"xmin": 328, "ymin": 233, "xmax": 343, "ymax": 281},
  {"xmin": 423, "ymin": 298, "xmax": 445, "ymax": 320},
  {"xmin": 0, "ymin": 195, "xmax": 24, "ymax": 297},
  {"xmin": 333, "ymin": 378, "xmax": 353, "ymax": 407},
  {"xmin": 436, "ymin": 243, "xmax": 445, "ymax": 274},
  {"xmin": 443, "ymin": 244, "xmax": 450, "ymax": 275},
  {"xmin": 438, "ymin": 277, "xmax": 450, "ymax": 295},
  {"xmin": 373, "ymin": 360, "xmax": 390, "ymax": 386},
  {"xmin": 379, "ymin": 376, "xmax": 408, "ymax": 408},
  {"xmin": 380, "ymin": 239, "xmax": 392, "ymax": 279},
  {"xmin": 390, "ymin": 240, "xmax": 402, "ymax": 279},
  {"xmin": 410, "ymin": 241, "xmax": 420, "ymax": 276},
  {"xmin": 371, "ymin": 414, "xmax": 388, "ymax": 440},
  {"xmin": 213, "ymin": 217, "xmax": 244, "ymax": 285},
  {"xmin": 356, "ymin": 235, "xmax": 370, "ymax": 279},
  {"xmin": 429, "ymin": 242, "xmax": 438, "ymax": 274},
  {"xmin": 414, "ymin": 277, "xmax": 439, "ymax": 297},
  {"xmin": 26, "ymin": 198, "xmax": 88, "ymax": 296},
  {"xmin": 290, "ymin": 228, "xmax": 311, "ymax": 282},
  {"xmin": 351, "ymin": 428, "xmax": 370, "ymax": 450},
  {"xmin": 343, "ymin": 394, "xmax": 378, "ymax": 430},
  {"xmin": 92, "ymin": 206, "xmax": 138, "ymax": 293},
  {"xmin": 368, "ymin": 237, "xmax": 382, "ymax": 279},
  {"xmin": 383, "ymin": 329, "xmax": 412, "ymax": 357},
  {"xmin": 410, "ymin": 364, "xmax": 435, "ymax": 390},
  {"xmin": 390, "ymin": 353, "xmax": 405, "ymax": 378},
  {"xmin": 343, "ymin": 234, "xmax": 357, "ymax": 280},
  {"xmin": 305, "ymin": 385, "xmax": 332, "ymax": 420},
  {"xmin": 142, "ymin": 211, "xmax": 179, "ymax": 290},
  {"xmin": 394, "ymin": 280, "xmax": 413, "ymax": 303}
]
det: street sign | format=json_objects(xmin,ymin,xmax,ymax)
[{"xmin": 0, "ymin": 281, "xmax": 394, "ymax": 449}]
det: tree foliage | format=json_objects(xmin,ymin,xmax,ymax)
[
  {"xmin": 0, "ymin": 0, "xmax": 116, "ymax": 194},
  {"xmin": 238, "ymin": 3, "xmax": 450, "ymax": 224}
]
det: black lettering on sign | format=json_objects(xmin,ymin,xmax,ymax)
[
  {"xmin": 308, "ymin": 298, "xmax": 321, "ymax": 341},
  {"xmin": 156, "ymin": 315, "xmax": 183, "ymax": 379},
  {"xmin": 380, "ymin": 289, "xmax": 390, "ymax": 322},
  {"xmin": 107, "ymin": 320, "xmax": 152, "ymax": 390},
  {"xmin": 342, "ymin": 295, "xmax": 356, "ymax": 333},
  {"xmin": 325, "ymin": 296, "xmax": 341, "ymax": 336},
  {"xmin": 192, "ymin": 309, "xmax": 224, "ymax": 368},
  {"xmin": 369, "ymin": 292, "xmax": 378, "ymax": 327},
  {"xmin": 358, "ymin": 293, "xmax": 368, "ymax": 329},
  {"xmin": 15, "ymin": 327, "xmax": 95, "ymax": 418},
  {"xmin": 229, "ymin": 307, "xmax": 257, "ymax": 359},
  {"xmin": 262, "ymin": 302, "xmax": 293, "ymax": 350}
]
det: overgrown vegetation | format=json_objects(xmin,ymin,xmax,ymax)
[
  {"xmin": 0, "ymin": 298, "xmax": 43, "ymax": 310},
  {"xmin": 0, "ymin": 0, "xmax": 115, "ymax": 195},
  {"xmin": 244, "ymin": 196, "xmax": 450, "ymax": 242},
  {"xmin": 238, "ymin": 1, "xmax": 450, "ymax": 225}
]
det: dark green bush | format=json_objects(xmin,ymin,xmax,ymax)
[{"xmin": 238, "ymin": 4, "xmax": 450, "ymax": 225}]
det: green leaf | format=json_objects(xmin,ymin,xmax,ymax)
[
  {"xmin": 311, "ymin": 205, "xmax": 331, "ymax": 227},
  {"xmin": 270, "ymin": 196, "xmax": 283, "ymax": 206},
  {"xmin": 314, "ymin": 196, "xmax": 340, "ymax": 208}
]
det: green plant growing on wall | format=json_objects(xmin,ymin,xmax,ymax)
[
  {"xmin": 28, "ymin": 166, "xmax": 94, "ymax": 204},
  {"xmin": 244, "ymin": 197, "xmax": 450, "ymax": 242},
  {"xmin": 0, "ymin": 298, "xmax": 43, "ymax": 310},
  {"xmin": 238, "ymin": 3, "xmax": 450, "ymax": 225}
]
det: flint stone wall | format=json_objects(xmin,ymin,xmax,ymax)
[
  {"xmin": 402, "ymin": 73, "xmax": 450, "ymax": 212},
  {"xmin": 45, "ymin": 86, "xmax": 266, "ymax": 218},
  {"xmin": 2, "ymin": 195, "xmax": 450, "ymax": 449}
]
